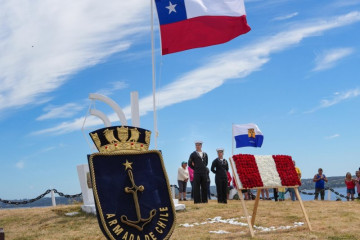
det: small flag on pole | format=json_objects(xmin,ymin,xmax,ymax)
[
  {"xmin": 155, "ymin": 0, "xmax": 251, "ymax": 55},
  {"xmin": 233, "ymin": 123, "xmax": 263, "ymax": 148}
]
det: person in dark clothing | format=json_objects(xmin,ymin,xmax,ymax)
[
  {"xmin": 211, "ymin": 148, "xmax": 228, "ymax": 204},
  {"xmin": 206, "ymin": 167, "xmax": 211, "ymax": 200},
  {"xmin": 313, "ymin": 168, "xmax": 328, "ymax": 200},
  {"xmin": 273, "ymin": 188, "xmax": 278, "ymax": 201},
  {"xmin": 188, "ymin": 141, "xmax": 208, "ymax": 204}
]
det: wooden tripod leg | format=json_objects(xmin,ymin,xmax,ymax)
[
  {"xmin": 238, "ymin": 189, "xmax": 255, "ymax": 238},
  {"xmin": 294, "ymin": 187, "xmax": 312, "ymax": 231},
  {"xmin": 251, "ymin": 190, "xmax": 261, "ymax": 227}
]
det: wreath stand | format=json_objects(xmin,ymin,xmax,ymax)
[{"xmin": 229, "ymin": 158, "xmax": 312, "ymax": 238}]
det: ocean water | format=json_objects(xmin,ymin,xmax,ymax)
[
  {"xmin": 298, "ymin": 187, "xmax": 349, "ymax": 201},
  {"xmin": 183, "ymin": 187, "xmax": 352, "ymax": 201}
]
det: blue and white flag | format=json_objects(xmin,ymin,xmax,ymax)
[{"xmin": 233, "ymin": 123, "xmax": 263, "ymax": 148}]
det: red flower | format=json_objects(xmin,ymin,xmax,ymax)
[
  {"xmin": 232, "ymin": 154, "xmax": 263, "ymax": 188},
  {"xmin": 273, "ymin": 155, "xmax": 301, "ymax": 186}
]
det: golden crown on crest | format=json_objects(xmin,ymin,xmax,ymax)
[{"xmin": 90, "ymin": 126, "xmax": 151, "ymax": 153}]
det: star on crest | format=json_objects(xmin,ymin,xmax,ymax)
[
  {"xmin": 166, "ymin": 1, "xmax": 177, "ymax": 14},
  {"xmin": 123, "ymin": 160, "xmax": 133, "ymax": 170}
]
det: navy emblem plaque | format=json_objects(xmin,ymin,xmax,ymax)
[{"xmin": 88, "ymin": 126, "xmax": 175, "ymax": 240}]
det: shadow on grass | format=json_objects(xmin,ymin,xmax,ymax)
[
  {"xmin": 51, "ymin": 205, "xmax": 96, "ymax": 219},
  {"xmin": 328, "ymin": 234, "xmax": 358, "ymax": 240}
]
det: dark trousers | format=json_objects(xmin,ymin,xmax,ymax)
[
  {"xmin": 216, "ymin": 177, "xmax": 227, "ymax": 203},
  {"xmin": 315, "ymin": 188, "xmax": 325, "ymax": 200},
  {"xmin": 207, "ymin": 182, "xmax": 211, "ymax": 199},
  {"xmin": 193, "ymin": 173, "xmax": 208, "ymax": 203},
  {"xmin": 190, "ymin": 181, "xmax": 194, "ymax": 199},
  {"xmin": 273, "ymin": 188, "xmax": 278, "ymax": 201}
]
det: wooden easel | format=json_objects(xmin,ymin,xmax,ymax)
[{"xmin": 229, "ymin": 158, "xmax": 312, "ymax": 238}]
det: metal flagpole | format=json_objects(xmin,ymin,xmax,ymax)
[
  {"xmin": 232, "ymin": 123, "xmax": 234, "ymax": 157},
  {"xmin": 150, "ymin": 0, "xmax": 158, "ymax": 149}
]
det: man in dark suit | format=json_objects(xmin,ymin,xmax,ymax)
[
  {"xmin": 188, "ymin": 141, "xmax": 208, "ymax": 204},
  {"xmin": 211, "ymin": 148, "xmax": 228, "ymax": 203}
]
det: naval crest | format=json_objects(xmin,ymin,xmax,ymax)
[{"xmin": 86, "ymin": 93, "xmax": 175, "ymax": 240}]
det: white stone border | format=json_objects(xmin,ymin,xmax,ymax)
[{"xmin": 179, "ymin": 216, "xmax": 304, "ymax": 234}]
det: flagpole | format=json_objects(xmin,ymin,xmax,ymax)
[
  {"xmin": 232, "ymin": 123, "xmax": 234, "ymax": 157},
  {"xmin": 150, "ymin": 0, "xmax": 158, "ymax": 149}
]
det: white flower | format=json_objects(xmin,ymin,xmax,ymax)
[{"xmin": 254, "ymin": 155, "xmax": 282, "ymax": 187}]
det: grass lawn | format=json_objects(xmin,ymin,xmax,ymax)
[{"xmin": 0, "ymin": 199, "xmax": 359, "ymax": 239}]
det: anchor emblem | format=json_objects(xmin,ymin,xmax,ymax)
[{"xmin": 120, "ymin": 160, "xmax": 156, "ymax": 231}]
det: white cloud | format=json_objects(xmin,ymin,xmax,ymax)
[
  {"xmin": 15, "ymin": 161, "xmax": 25, "ymax": 169},
  {"xmin": 33, "ymin": 115, "xmax": 101, "ymax": 135},
  {"xmin": 273, "ymin": 12, "xmax": 298, "ymax": 21},
  {"xmin": 288, "ymin": 108, "xmax": 296, "ymax": 115},
  {"xmin": 36, "ymin": 81, "xmax": 127, "ymax": 121},
  {"xmin": 96, "ymin": 81, "xmax": 128, "ymax": 96},
  {"xmin": 306, "ymin": 88, "xmax": 360, "ymax": 113},
  {"xmin": 245, "ymin": 0, "xmax": 264, "ymax": 2},
  {"xmin": 332, "ymin": 0, "xmax": 360, "ymax": 8},
  {"xmin": 325, "ymin": 134, "xmax": 340, "ymax": 140},
  {"xmin": 32, "ymin": 11, "xmax": 360, "ymax": 135},
  {"xmin": 40, "ymin": 146, "xmax": 56, "ymax": 152},
  {"xmin": 320, "ymin": 89, "xmax": 360, "ymax": 107},
  {"xmin": 37, "ymin": 103, "xmax": 85, "ymax": 121},
  {"xmin": 0, "ymin": 0, "xmax": 148, "ymax": 112},
  {"xmin": 313, "ymin": 48, "xmax": 354, "ymax": 71}
]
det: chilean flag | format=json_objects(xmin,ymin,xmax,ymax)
[
  {"xmin": 231, "ymin": 154, "xmax": 302, "ymax": 189},
  {"xmin": 155, "ymin": 0, "xmax": 251, "ymax": 55}
]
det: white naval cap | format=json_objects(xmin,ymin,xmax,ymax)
[
  {"xmin": 194, "ymin": 140, "xmax": 203, "ymax": 144},
  {"xmin": 216, "ymin": 148, "xmax": 224, "ymax": 152}
]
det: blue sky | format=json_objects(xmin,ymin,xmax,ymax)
[{"xmin": 1, "ymin": 0, "xmax": 360, "ymax": 199}]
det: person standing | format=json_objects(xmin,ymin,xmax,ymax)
[
  {"xmin": 313, "ymin": 168, "xmax": 328, "ymax": 200},
  {"xmin": 355, "ymin": 171, "xmax": 360, "ymax": 199},
  {"xmin": 211, "ymin": 148, "xmax": 228, "ymax": 204},
  {"xmin": 177, "ymin": 161, "xmax": 189, "ymax": 201},
  {"xmin": 188, "ymin": 141, "xmax": 208, "ymax": 204},
  {"xmin": 206, "ymin": 167, "xmax": 211, "ymax": 200},
  {"xmin": 278, "ymin": 187, "xmax": 285, "ymax": 201},
  {"xmin": 227, "ymin": 170, "xmax": 232, "ymax": 200},
  {"xmin": 288, "ymin": 160, "xmax": 301, "ymax": 201},
  {"xmin": 273, "ymin": 188, "xmax": 278, "ymax": 201},
  {"xmin": 188, "ymin": 166, "xmax": 194, "ymax": 199},
  {"xmin": 261, "ymin": 189, "xmax": 270, "ymax": 200},
  {"xmin": 226, "ymin": 171, "xmax": 233, "ymax": 200},
  {"xmin": 345, "ymin": 172, "xmax": 356, "ymax": 201}
]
